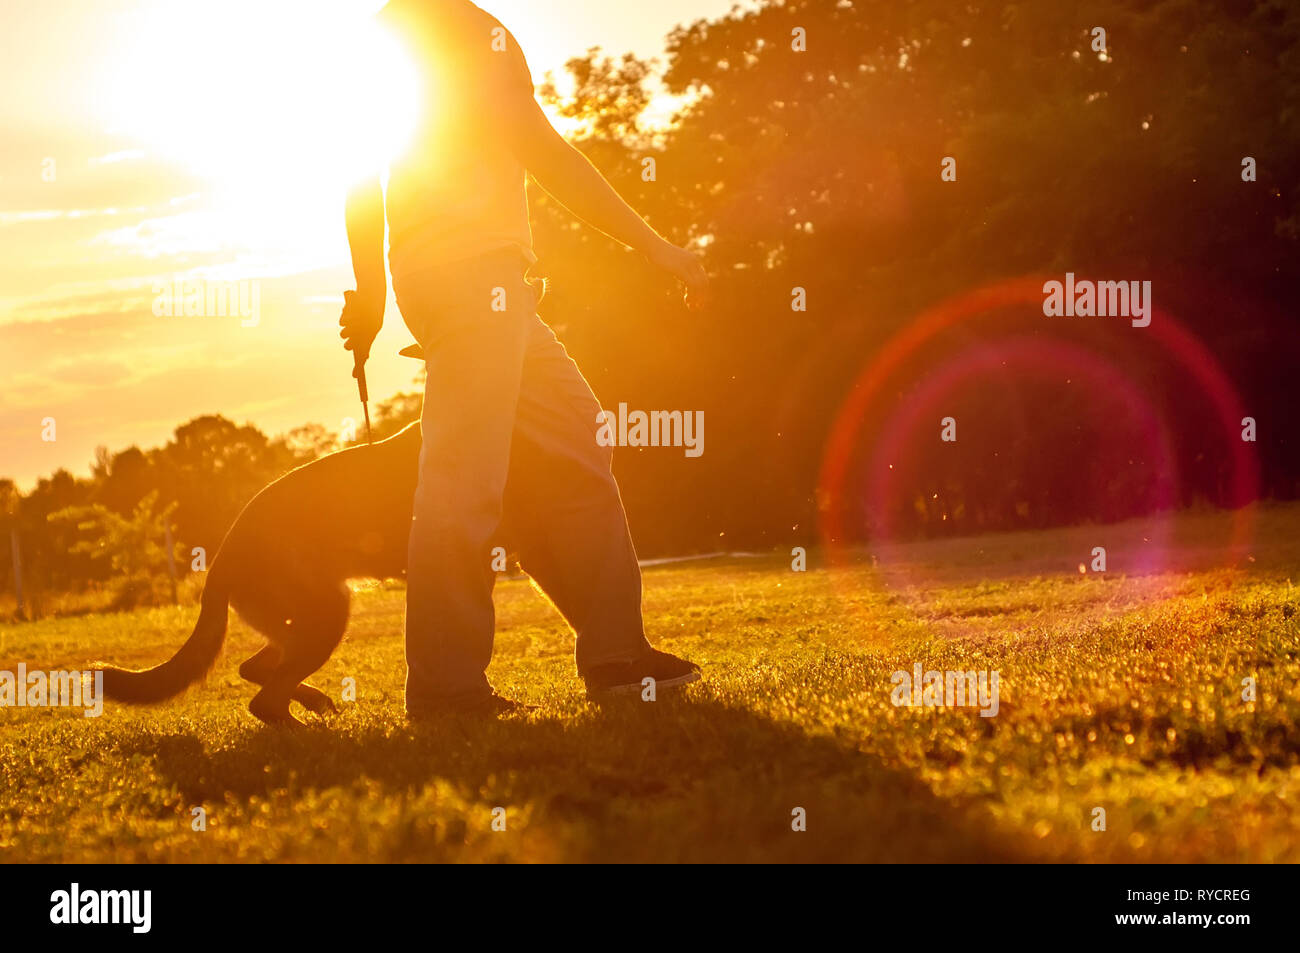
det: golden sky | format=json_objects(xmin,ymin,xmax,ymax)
[{"xmin": 0, "ymin": 0, "xmax": 737, "ymax": 488}]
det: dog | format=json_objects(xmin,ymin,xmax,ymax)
[{"xmin": 98, "ymin": 422, "xmax": 421, "ymax": 727}]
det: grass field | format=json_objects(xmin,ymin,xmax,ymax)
[{"xmin": 2, "ymin": 504, "xmax": 1298, "ymax": 863}]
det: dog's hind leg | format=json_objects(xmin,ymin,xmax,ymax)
[
  {"xmin": 248, "ymin": 584, "xmax": 349, "ymax": 727},
  {"xmin": 238, "ymin": 645, "xmax": 281, "ymax": 683},
  {"xmin": 239, "ymin": 644, "xmax": 335, "ymax": 714}
]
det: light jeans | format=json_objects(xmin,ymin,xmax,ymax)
[{"xmin": 394, "ymin": 247, "xmax": 652, "ymax": 706}]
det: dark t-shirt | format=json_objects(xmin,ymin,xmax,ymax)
[{"xmin": 376, "ymin": 0, "xmax": 536, "ymax": 277}]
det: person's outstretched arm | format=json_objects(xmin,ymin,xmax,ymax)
[{"xmin": 492, "ymin": 46, "xmax": 710, "ymax": 309}]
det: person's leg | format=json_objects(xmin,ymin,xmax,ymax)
[
  {"xmin": 501, "ymin": 312, "xmax": 653, "ymax": 675},
  {"xmin": 398, "ymin": 251, "xmax": 535, "ymax": 708}
]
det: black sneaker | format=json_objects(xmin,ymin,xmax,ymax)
[
  {"xmin": 407, "ymin": 691, "xmax": 535, "ymax": 720},
  {"xmin": 584, "ymin": 649, "xmax": 701, "ymax": 698}
]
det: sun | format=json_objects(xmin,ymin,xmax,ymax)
[{"xmin": 104, "ymin": 0, "xmax": 422, "ymax": 258}]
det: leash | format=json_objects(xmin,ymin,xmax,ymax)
[{"xmin": 353, "ymin": 350, "xmax": 372, "ymax": 445}]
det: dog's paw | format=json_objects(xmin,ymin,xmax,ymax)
[
  {"xmin": 295, "ymin": 685, "xmax": 338, "ymax": 715},
  {"xmin": 250, "ymin": 708, "xmax": 308, "ymax": 730}
]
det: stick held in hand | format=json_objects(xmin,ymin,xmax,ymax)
[{"xmin": 354, "ymin": 349, "xmax": 372, "ymax": 444}]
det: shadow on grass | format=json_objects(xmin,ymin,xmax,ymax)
[{"xmin": 119, "ymin": 690, "xmax": 1030, "ymax": 863}]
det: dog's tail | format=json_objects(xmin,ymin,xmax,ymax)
[{"xmin": 96, "ymin": 560, "xmax": 232, "ymax": 705}]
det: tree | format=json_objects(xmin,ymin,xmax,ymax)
[{"xmin": 49, "ymin": 491, "xmax": 182, "ymax": 609}]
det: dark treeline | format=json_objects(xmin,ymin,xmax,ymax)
[
  {"xmin": 3, "ymin": 0, "xmax": 1298, "ymax": 608},
  {"xmin": 0, "ymin": 395, "xmax": 420, "ymax": 613},
  {"xmin": 529, "ymin": 0, "xmax": 1300, "ymax": 553}
]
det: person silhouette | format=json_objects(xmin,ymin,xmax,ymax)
[{"xmin": 340, "ymin": 0, "xmax": 709, "ymax": 715}]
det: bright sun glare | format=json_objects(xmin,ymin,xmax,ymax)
[{"xmin": 106, "ymin": 0, "xmax": 421, "ymax": 265}]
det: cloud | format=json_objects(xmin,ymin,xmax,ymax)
[{"xmin": 88, "ymin": 149, "xmax": 146, "ymax": 166}]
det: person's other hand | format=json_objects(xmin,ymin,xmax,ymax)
[
  {"xmin": 339, "ymin": 288, "xmax": 385, "ymax": 374},
  {"xmin": 647, "ymin": 241, "xmax": 711, "ymax": 312}
]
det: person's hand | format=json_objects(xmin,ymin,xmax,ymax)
[
  {"xmin": 647, "ymin": 240, "xmax": 711, "ymax": 311},
  {"xmin": 339, "ymin": 288, "xmax": 385, "ymax": 375}
]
